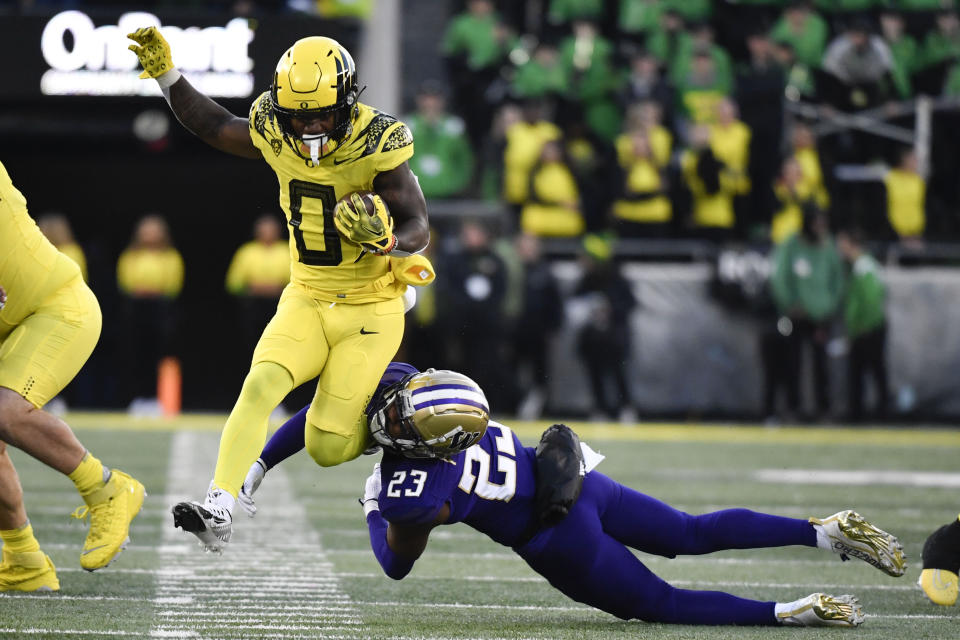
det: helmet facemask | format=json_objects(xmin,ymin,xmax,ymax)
[{"xmin": 269, "ymin": 36, "xmax": 361, "ymax": 164}]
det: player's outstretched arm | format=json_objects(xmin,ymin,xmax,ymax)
[
  {"xmin": 362, "ymin": 464, "xmax": 448, "ymax": 579},
  {"xmin": 128, "ymin": 27, "xmax": 259, "ymax": 159},
  {"xmin": 373, "ymin": 162, "xmax": 429, "ymax": 254}
]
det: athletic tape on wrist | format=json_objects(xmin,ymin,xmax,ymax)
[{"xmin": 156, "ymin": 68, "xmax": 181, "ymax": 88}]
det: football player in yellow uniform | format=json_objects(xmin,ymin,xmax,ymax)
[
  {"xmin": 128, "ymin": 28, "xmax": 432, "ymax": 551},
  {"xmin": 0, "ymin": 161, "xmax": 146, "ymax": 591}
]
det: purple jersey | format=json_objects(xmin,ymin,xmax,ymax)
[{"xmin": 378, "ymin": 421, "xmax": 538, "ymax": 547}]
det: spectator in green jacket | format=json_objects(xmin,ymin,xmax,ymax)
[
  {"xmin": 837, "ymin": 229, "xmax": 889, "ymax": 422},
  {"xmin": 511, "ymin": 43, "xmax": 569, "ymax": 100},
  {"xmin": 406, "ymin": 82, "xmax": 475, "ymax": 199},
  {"xmin": 880, "ymin": 9, "xmax": 920, "ymax": 98},
  {"xmin": 920, "ymin": 9, "xmax": 960, "ymax": 68},
  {"xmin": 441, "ymin": 0, "xmax": 517, "ymax": 145},
  {"xmin": 770, "ymin": 1, "xmax": 830, "ymax": 69},
  {"xmin": 770, "ymin": 205, "xmax": 845, "ymax": 420}
]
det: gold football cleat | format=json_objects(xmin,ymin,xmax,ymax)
[
  {"xmin": 777, "ymin": 593, "xmax": 865, "ymax": 627},
  {"xmin": 810, "ymin": 510, "xmax": 906, "ymax": 577}
]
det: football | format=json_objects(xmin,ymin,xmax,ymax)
[{"xmin": 337, "ymin": 190, "xmax": 384, "ymax": 219}]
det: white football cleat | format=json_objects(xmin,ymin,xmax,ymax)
[
  {"xmin": 777, "ymin": 593, "xmax": 865, "ymax": 627},
  {"xmin": 810, "ymin": 510, "xmax": 906, "ymax": 577},
  {"xmin": 172, "ymin": 501, "xmax": 232, "ymax": 553}
]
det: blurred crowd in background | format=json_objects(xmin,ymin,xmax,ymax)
[{"xmin": 8, "ymin": 0, "xmax": 960, "ymax": 424}]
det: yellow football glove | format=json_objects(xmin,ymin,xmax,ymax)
[
  {"xmin": 127, "ymin": 27, "xmax": 176, "ymax": 80},
  {"xmin": 334, "ymin": 193, "xmax": 396, "ymax": 254}
]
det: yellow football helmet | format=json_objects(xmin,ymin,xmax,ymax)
[
  {"xmin": 369, "ymin": 369, "xmax": 489, "ymax": 459},
  {"xmin": 270, "ymin": 36, "xmax": 359, "ymax": 161}
]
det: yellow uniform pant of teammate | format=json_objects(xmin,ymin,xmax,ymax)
[
  {"xmin": 213, "ymin": 282, "xmax": 405, "ymax": 497},
  {"xmin": 0, "ymin": 274, "xmax": 101, "ymax": 408}
]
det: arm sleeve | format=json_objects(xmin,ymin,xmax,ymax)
[{"xmin": 367, "ymin": 510, "xmax": 416, "ymax": 580}]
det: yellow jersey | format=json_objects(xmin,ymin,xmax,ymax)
[
  {"xmin": 117, "ymin": 247, "xmax": 184, "ymax": 298},
  {"xmin": 884, "ymin": 168, "xmax": 925, "ymax": 238},
  {"xmin": 248, "ymin": 94, "xmax": 415, "ymax": 303},
  {"xmin": 0, "ymin": 161, "xmax": 81, "ymax": 326},
  {"xmin": 225, "ymin": 240, "xmax": 291, "ymax": 295}
]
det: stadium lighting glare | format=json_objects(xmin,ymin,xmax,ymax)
[{"xmin": 39, "ymin": 11, "xmax": 255, "ymax": 97}]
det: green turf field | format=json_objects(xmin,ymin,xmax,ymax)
[{"xmin": 2, "ymin": 415, "xmax": 958, "ymax": 639}]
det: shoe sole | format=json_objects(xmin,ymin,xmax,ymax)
[
  {"xmin": 172, "ymin": 502, "xmax": 209, "ymax": 533},
  {"xmin": 82, "ymin": 485, "xmax": 147, "ymax": 573},
  {"xmin": 172, "ymin": 503, "xmax": 227, "ymax": 553}
]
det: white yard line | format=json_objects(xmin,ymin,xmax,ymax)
[
  {"xmin": 754, "ymin": 469, "xmax": 960, "ymax": 487},
  {"xmin": 149, "ymin": 431, "xmax": 361, "ymax": 640}
]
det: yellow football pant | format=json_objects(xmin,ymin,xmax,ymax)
[
  {"xmin": 213, "ymin": 282, "xmax": 404, "ymax": 497},
  {"xmin": 0, "ymin": 275, "xmax": 101, "ymax": 408}
]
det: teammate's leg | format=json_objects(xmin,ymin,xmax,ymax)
[
  {"xmin": 304, "ymin": 298, "xmax": 404, "ymax": 468},
  {"xmin": 0, "ymin": 279, "xmax": 144, "ymax": 572},
  {"xmin": 0, "ymin": 441, "xmax": 58, "ymax": 591}
]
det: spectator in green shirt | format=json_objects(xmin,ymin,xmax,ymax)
[
  {"xmin": 837, "ymin": 229, "xmax": 889, "ymax": 422},
  {"xmin": 441, "ymin": 0, "xmax": 513, "ymax": 71},
  {"xmin": 769, "ymin": 205, "xmax": 845, "ymax": 420},
  {"xmin": 558, "ymin": 20, "xmax": 623, "ymax": 141},
  {"xmin": 442, "ymin": 0, "xmax": 517, "ymax": 146},
  {"xmin": 548, "ymin": 0, "xmax": 604, "ymax": 27},
  {"xmin": 511, "ymin": 43, "xmax": 569, "ymax": 100},
  {"xmin": 669, "ymin": 21, "xmax": 734, "ymax": 95},
  {"xmin": 770, "ymin": 1, "xmax": 829, "ymax": 68},
  {"xmin": 618, "ymin": 0, "xmax": 663, "ymax": 40},
  {"xmin": 880, "ymin": 9, "xmax": 920, "ymax": 97},
  {"xmin": 920, "ymin": 10, "xmax": 960, "ymax": 68},
  {"xmin": 663, "ymin": 0, "xmax": 712, "ymax": 22},
  {"xmin": 406, "ymin": 82, "xmax": 475, "ymax": 199}
]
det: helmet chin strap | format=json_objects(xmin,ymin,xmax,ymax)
[{"xmin": 302, "ymin": 133, "xmax": 328, "ymax": 164}]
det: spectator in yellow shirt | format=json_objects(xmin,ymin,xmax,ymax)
[
  {"xmin": 225, "ymin": 214, "xmax": 291, "ymax": 352},
  {"xmin": 681, "ymin": 124, "xmax": 738, "ymax": 239},
  {"xmin": 790, "ymin": 122, "xmax": 830, "ymax": 211},
  {"xmin": 613, "ymin": 131, "xmax": 672, "ymax": 236},
  {"xmin": 884, "ymin": 147, "xmax": 925, "ymax": 242},
  {"xmin": 116, "ymin": 214, "xmax": 184, "ymax": 408},
  {"xmin": 708, "ymin": 98, "xmax": 751, "ymax": 197},
  {"xmin": 521, "ymin": 140, "xmax": 585, "ymax": 237},
  {"xmin": 771, "ymin": 156, "xmax": 829, "ymax": 244},
  {"xmin": 37, "ymin": 213, "xmax": 88, "ymax": 282},
  {"xmin": 503, "ymin": 99, "xmax": 562, "ymax": 210}
]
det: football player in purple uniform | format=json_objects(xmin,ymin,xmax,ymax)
[{"xmin": 241, "ymin": 364, "xmax": 906, "ymax": 627}]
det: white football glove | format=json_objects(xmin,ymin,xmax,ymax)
[
  {"xmin": 361, "ymin": 463, "xmax": 382, "ymax": 517},
  {"xmin": 238, "ymin": 458, "xmax": 267, "ymax": 517}
]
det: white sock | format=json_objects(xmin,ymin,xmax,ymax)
[
  {"xmin": 774, "ymin": 596, "xmax": 808, "ymax": 624},
  {"xmin": 205, "ymin": 484, "xmax": 236, "ymax": 515},
  {"xmin": 812, "ymin": 522, "xmax": 832, "ymax": 551}
]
